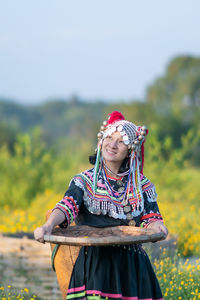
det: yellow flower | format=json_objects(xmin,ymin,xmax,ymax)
[
  {"xmin": 0, "ymin": 287, "xmax": 4, "ymax": 290},
  {"xmin": 23, "ymin": 288, "xmax": 29, "ymax": 293},
  {"xmin": 7, "ymin": 285, "xmax": 11, "ymax": 288}
]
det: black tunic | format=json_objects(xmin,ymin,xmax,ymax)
[{"xmin": 54, "ymin": 168, "xmax": 164, "ymax": 300}]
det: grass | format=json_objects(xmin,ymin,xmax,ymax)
[
  {"xmin": 152, "ymin": 249, "xmax": 200, "ymax": 299},
  {"xmin": 0, "ymin": 286, "xmax": 42, "ymax": 300},
  {"xmin": 1, "ymin": 249, "xmax": 199, "ymax": 299}
]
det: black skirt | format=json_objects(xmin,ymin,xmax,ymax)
[{"xmin": 66, "ymin": 245, "xmax": 163, "ymax": 300}]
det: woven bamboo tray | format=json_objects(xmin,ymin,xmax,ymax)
[{"xmin": 44, "ymin": 225, "xmax": 166, "ymax": 246}]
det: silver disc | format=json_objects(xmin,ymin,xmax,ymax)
[
  {"xmin": 116, "ymin": 180, "xmax": 123, "ymax": 186},
  {"xmin": 126, "ymin": 213, "xmax": 133, "ymax": 220},
  {"xmin": 118, "ymin": 187, "xmax": 124, "ymax": 193},
  {"xmin": 124, "ymin": 205, "xmax": 131, "ymax": 213},
  {"xmin": 128, "ymin": 220, "xmax": 136, "ymax": 226}
]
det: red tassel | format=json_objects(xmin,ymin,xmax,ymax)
[
  {"xmin": 108, "ymin": 111, "xmax": 125, "ymax": 125},
  {"xmin": 141, "ymin": 142, "xmax": 144, "ymax": 174}
]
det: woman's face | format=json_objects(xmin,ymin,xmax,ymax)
[{"xmin": 102, "ymin": 131, "xmax": 128, "ymax": 165}]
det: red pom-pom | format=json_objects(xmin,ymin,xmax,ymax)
[{"xmin": 108, "ymin": 111, "xmax": 125, "ymax": 125}]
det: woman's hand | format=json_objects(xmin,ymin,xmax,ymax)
[
  {"xmin": 147, "ymin": 221, "xmax": 168, "ymax": 237},
  {"xmin": 34, "ymin": 224, "xmax": 53, "ymax": 243},
  {"xmin": 34, "ymin": 209, "xmax": 66, "ymax": 243}
]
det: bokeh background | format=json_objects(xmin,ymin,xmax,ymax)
[{"xmin": 0, "ymin": 1, "xmax": 200, "ymax": 299}]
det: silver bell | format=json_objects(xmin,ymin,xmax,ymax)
[
  {"xmin": 97, "ymin": 132, "xmax": 102, "ymax": 138},
  {"xmin": 141, "ymin": 126, "xmax": 147, "ymax": 131},
  {"xmin": 138, "ymin": 135, "xmax": 143, "ymax": 141},
  {"xmin": 134, "ymin": 140, "xmax": 139, "ymax": 145},
  {"xmin": 100, "ymin": 125, "xmax": 105, "ymax": 130},
  {"xmin": 131, "ymin": 144, "xmax": 136, "ymax": 150},
  {"xmin": 103, "ymin": 121, "xmax": 107, "ymax": 126}
]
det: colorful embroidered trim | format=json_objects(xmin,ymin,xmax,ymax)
[
  {"xmin": 66, "ymin": 285, "xmax": 164, "ymax": 300},
  {"xmin": 55, "ymin": 195, "xmax": 79, "ymax": 225}
]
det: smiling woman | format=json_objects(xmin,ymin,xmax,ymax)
[
  {"xmin": 34, "ymin": 111, "xmax": 168, "ymax": 300},
  {"xmin": 102, "ymin": 131, "xmax": 128, "ymax": 171}
]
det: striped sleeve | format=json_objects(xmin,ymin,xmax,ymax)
[
  {"xmin": 140, "ymin": 176, "xmax": 163, "ymax": 228},
  {"xmin": 53, "ymin": 176, "xmax": 85, "ymax": 227}
]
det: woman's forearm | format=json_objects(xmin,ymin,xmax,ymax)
[
  {"xmin": 34, "ymin": 208, "xmax": 66, "ymax": 243},
  {"xmin": 44, "ymin": 208, "xmax": 66, "ymax": 230}
]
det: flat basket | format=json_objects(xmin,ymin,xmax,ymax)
[{"xmin": 45, "ymin": 211, "xmax": 166, "ymax": 299}]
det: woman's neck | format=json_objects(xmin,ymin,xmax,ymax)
[{"xmin": 103, "ymin": 160, "xmax": 122, "ymax": 178}]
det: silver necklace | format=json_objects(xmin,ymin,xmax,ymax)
[{"xmin": 103, "ymin": 160, "xmax": 130, "ymax": 177}]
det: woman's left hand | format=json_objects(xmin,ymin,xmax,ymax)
[{"xmin": 147, "ymin": 221, "xmax": 168, "ymax": 237}]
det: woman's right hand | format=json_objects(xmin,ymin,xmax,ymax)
[
  {"xmin": 34, "ymin": 224, "xmax": 53, "ymax": 243},
  {"xmin": 34, "ymin": 208, "xmax": 66, "ymax": 243}
]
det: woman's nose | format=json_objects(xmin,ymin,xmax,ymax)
[{"xmin": 109, "ymin": 140, "xmax": 118, "ymax": 148}]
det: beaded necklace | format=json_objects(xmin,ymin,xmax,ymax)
[
  {"xmin": 103, "ymin": 160, "xmax": 130, "ymax": 177},
  {"xmin": 102, "ymin": 165, "xmax": 130, "ymax": 206}
]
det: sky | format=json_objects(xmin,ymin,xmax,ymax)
[{"xmin": 0, "ymin": 0, "xmax": 200, "ymax": 104}]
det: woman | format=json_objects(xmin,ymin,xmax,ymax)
[{"xmin": 34, "ymin": 111, "xmax": 168, "ymax": 300}]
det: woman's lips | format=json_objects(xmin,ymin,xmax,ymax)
[{"xmin": 106, "ymin": 149, "xmax": 116, "ymax": 155}]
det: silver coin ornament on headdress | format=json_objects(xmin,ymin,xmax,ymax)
[{"xmin": 97, "ymin": 119, "xmax": 148, "ymax": 152}]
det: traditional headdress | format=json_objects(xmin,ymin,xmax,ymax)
[{"xmin": 93, "ymin": 111, "xmax": 148, "ymax": 210}]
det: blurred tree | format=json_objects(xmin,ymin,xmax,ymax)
[
  {"xmin": 0, "ymin": 123, "xmax": 17, "ymax": 152},
  {"xmin": 146, "ymin": 56, "xmax": 200, "ymax": 120},
  {"xmin": 0, "ymin": 129, "xmax": 53, "ymax": 208},
  {"xmin": 173, "ymin": 128, "xmax": 200, "ymax": 167}
]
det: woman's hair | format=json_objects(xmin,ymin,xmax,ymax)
[
  {"xmin": 89, "ymin": 153, "xmax": 130, "ymax": 173},
  {"xmin": 89, "ymin": 153, "xmax": 97, "ymax": 165}
]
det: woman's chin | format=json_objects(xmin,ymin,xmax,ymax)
[{"xmin": 104, "ymin": 153, "xmax": 116, "ymax": 160}]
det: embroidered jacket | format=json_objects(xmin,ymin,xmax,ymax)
[{"xmin": 54, "ymin": 168, "xmax": 163, "ymax": 228}]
